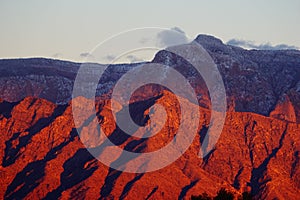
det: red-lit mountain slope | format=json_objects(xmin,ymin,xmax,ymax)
[{"xmin": 0, "ymin": 91, "xmax": 299, "ymax": 199}]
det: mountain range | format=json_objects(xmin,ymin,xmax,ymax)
[{"xmin": 0, "ymin": 35, "xmax": 299, "ymax": 199}]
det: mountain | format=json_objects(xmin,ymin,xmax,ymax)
[
  {"xmin": 1, "ymin": 35, "xmax": 300, "ymax": 122},
  {"xmin": 0, "ymin": 35, "xmax": 299, "ymax": 199}
]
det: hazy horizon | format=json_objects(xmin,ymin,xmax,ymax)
[{"xmin": 1, "ymin": 0, "xmax": 299, "ymax": 62}]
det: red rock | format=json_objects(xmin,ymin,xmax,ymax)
[{"xmin": 0, "ymin": 92, "xmax": 299, "ymax": 199}]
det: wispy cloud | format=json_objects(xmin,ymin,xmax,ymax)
[
  {"xmin": 52, "ymin": 53, "xmax": 63, "ymax": 58},
  {"xmin": 156, "ymin": 27, "xmax": 190, "ymax": 48},
  {"xmin": 101, "ymin": 54, "xmax": 145, "ymax": 63},
  {"xmin": 103, "ymin": 54, "xmax": 116, "ymax": 62},
  {"xmin": 126, "ymin": 55, "xmax": 144, "ymax": 63},
  {"xmin": 80, "ymin": 52, "xmax": 94, "ymax": 58},
  {"xmin": 227, "ymin": 39, "xmax": 299, "ymax": 50}
]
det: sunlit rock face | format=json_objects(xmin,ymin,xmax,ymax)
[
  {"xmin": 1, "ymin": 35, "xmax": 299, "ymax": 122},
  {"xmin": 0, "ymin": 35, "xmax": 300, "ymax": 199},
  {"xmin": 0, "ymin": 93, "xmax": 299, "ymax": 199}
]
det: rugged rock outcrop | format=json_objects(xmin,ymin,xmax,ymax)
[
  {"xmin": 0, "ymin": 92, "xmax": 299, "ymax": 199},
  {"xmin": 153, "ymin": 35, "xmax": 300, "ymax": 122},
  {"xmin": 0, "ymin": 35, "xmax": 299, "ymax": 123},
  {"xmin": 0, "ymin": 35, "xmax": 300, "ymax": 199}
]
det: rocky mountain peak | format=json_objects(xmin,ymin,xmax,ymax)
[
  {"xmin": 195, "ymin": 34, "xmax": 224, "ymax": 46},
  {"xmin": 0, "ymin": 35, "xmax": 300, "ymax": 199}
]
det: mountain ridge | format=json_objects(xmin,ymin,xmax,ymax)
[
  {"xmin": 1, "ymin": 35, "xmax": 299, "ymax": 122},
  {"xmin": 0, "ymin": 92, "xmax": 299, "ymax": 199},
  {"xmin": 0, "ymin": 35, "xmax": 300, "ymax": 199}
]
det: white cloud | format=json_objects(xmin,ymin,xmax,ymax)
[
  {"xmin": 103, "ymin": 54, "xmax": 116, "ymax": 62},
  {"xmin": 156, "ymin": 27, "xmax": 190, "ymax": 48},
  {"xmin": 227, "ymin": 39, "xmax": 299, "ymax": 50},
  {"xmin": 52, "ymin": 53, "xmax": 63, "ymax": 58},
  {"xmin": 126, "ymin": 55, "xmax": 144, "ymax": 63},
  {"xmin": 80, "ymin": 52, "xmax": 94, "ymax": 58}
]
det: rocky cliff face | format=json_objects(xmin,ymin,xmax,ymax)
[
  {"xmin": 0, "ymin": 35, "xmax": 300, "ymax": 199},
  {"xmin": 1, "ymin": 35, "xmax": 299, "ymax": 122},
  {"xmin": 0, "ymin": 93, "xmax": 299, "ymax": 199},
  {"xmin": 153, "ymin": 35, "xmax": 300, "ymax": 123}
]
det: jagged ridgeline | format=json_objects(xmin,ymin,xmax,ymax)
[
  {"xmin": 0, "ymin": 35, "xmax": 299, "ymax": 199},
  {"xmin": 1, "ymin": 35, "xmax": 300, "ymax": 122}
]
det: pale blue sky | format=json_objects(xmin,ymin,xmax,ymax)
[{"xmin": 0, "ymin": 0, "xmax": 299, "ymax": 62}]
